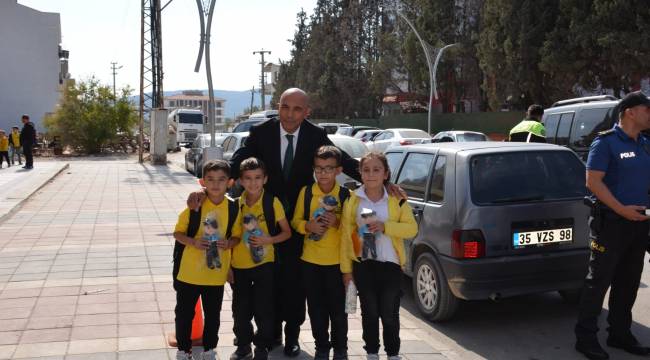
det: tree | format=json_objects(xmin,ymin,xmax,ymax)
[{"xmin": 43, "ymin": 78, "xmax": 138, "ymax": 154}]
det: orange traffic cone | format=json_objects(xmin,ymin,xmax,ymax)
[{"xmin": 190, "ymin": 297, "xmax": 204, "ymax": 342}]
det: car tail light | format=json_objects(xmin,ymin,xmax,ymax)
[
  {"xmin": 399, "ymin": 139, "xmax": 413, "ymax": 145},
  {"xmin": 452, "ymin": 229, "xmax": 486, "ymax": 259}
]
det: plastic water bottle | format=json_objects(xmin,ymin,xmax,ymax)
[{"xmin": 345, "ymin": 281, "xmax": 357, "ymax": 314}]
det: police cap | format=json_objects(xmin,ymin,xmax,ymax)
[{"xmin": 618, "ymin": 91, "xmax": 650, "ymax": 114}]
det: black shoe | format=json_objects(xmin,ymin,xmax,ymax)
[
  {"xmin": 606, "ymin": 336, "xmax": 650, "ymax": 355},
  {"xmin": 253, "ymin": 347, "xmax": 268, "ymax": 360},
  {"xmin": 314, "ymin": 349, "xmax": 329, "ymax": 360},
  {"xmin": 229, "ymin": 345, "xmax": 252, "ymax": 360},
  {"xmin": 267, "ymin": 337, "xmax": 282, "ymax": 350},
  {"xmin": 284, "ymin": 343, "xmax": 301, "ymax": 357},
  {"xmin": 333, "ymin": 349, "xmax": 348, "ymax": 360},
  {"xmin": 576, "ymin": 340, "xmax": 609, "ymax": 360}
]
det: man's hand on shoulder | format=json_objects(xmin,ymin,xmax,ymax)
[
  {"xmin": 187, "ymin": 189, "xmax": 207, "ymax": 211},
  {"xmin": 386, "ymin": 183, "xmax": 407, "ymax": 200}
]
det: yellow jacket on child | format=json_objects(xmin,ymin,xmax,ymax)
[{"xmin": 339, "ymin": 191, "xmax": 418, "ymax": 274}]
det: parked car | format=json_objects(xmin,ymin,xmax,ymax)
[
  {"xmin": 232, "ymin": 110, "xmax": 278, "ymax": 133},
  {"xmin": 221, "ymin": 132, "xmax": 249, "ymax": 161},
  {"xmin": 184, "ymin": 134, "xmax": 228, "ymax": 177},
  {"xmin": 327, "ymin": 134, "xmax": 369, "ymax": 189},
  {"xmin": 336, "ymin": 125, "xmax": 380, "ymax": 137},
  {"xmin": 318, "ymin": 122, "xmax": 352, "ymax": 134},
  {"xmin": 542, "ymin": 95, "xmax": 621, "ymax": 161},
  {"xmin": 353, "ymin": 129, "xmax": 382, "ymax": 143},
  {"xmin": 431, "ymin": 130, "xmax": 488, "ymax": 143},
  {"xmin": 366, "ymin": 128, "xmax": 431, "ymax": 152},
  {"xmin": 385, "ymin": 142, "xmax": 589, "ymax": 321}
]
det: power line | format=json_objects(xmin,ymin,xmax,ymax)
[{"xmin": 253, "ymin": 49, "xmax": 271, "ymax": 110}]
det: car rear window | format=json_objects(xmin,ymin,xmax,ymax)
[
  {"xmin": 457, "ymin": 133, "xmax": 487, "ymax": 142},
  {"xmin": 399, "ymin": 130, "xmax": 430, "ymax": 138},
  {"xmin": 233, "ymin": 120, "xmax": 263, "ymax": 133},
  {"xmin": 470, "ymin": 151, "xmax": 586, "ymax": 205},
  {"xmin": 330, "ymin": 137, "xmax": 368, "ymax": 159}
]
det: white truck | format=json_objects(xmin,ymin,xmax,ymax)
[{"xmin": 168, "ymin": 109, "xmax": 204, "ymax": 149}]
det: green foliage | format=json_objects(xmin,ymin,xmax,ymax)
[{"xmin": 44, "ymin": 78, "xmax": 138, "ymax": 154}]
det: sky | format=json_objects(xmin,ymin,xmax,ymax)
[{"xmin": 19, "ymin": 0, "xmax": 317, "ymax": 92}]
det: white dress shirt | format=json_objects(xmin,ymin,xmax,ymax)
[
  {"xmin": 355, "ymin": 186, "xmax": 399, "ymax": 264},
  {"xmin": 279, "ymin": 124, "xmax": 300, "ymax": 167}
]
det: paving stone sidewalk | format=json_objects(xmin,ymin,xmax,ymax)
[{"xmin": 0, "ymin": 159, "xmax": 447, "ymax": 359}]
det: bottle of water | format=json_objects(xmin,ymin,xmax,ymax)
[{"xmin": 345, "ymin": 281, "xmax": 357, "ymax": 314}]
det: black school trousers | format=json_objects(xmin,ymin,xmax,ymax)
[
  {"xmin": 232, "ymin": 262, "xmax": 274, "ymax": 349},
  {"xmin": 174, "ymin": 280, "xmax": 224, "ymax": 352},
  {"xmin": 272, "ymin": 239, "xmax": 306, "ymax": 346},
  {"xmin": 302, "ymin": 260, "xmax": 348, "ymax": 354},
  {"xmin": 353, "ymin": 259, "xmax": 402, "ymax": 356},
  {"xmin": 575, "ymin": 213, "xmax": 649, "ymax": 342}
]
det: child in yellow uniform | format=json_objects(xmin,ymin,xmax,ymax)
[
  {"xmin": 0, "ymin": 130, "xmax": 9, "ymax": 168},
  {"xmin": 292, "ymin": 145, "xmax": 349, "ymax": 360},
  {"xmin": 173, "ymin": 160, "xmax": 241, "ymax": 360},
  {"xmin": 230, "ymin": 157, "xmax": 292, "ymax": 360},
  {"xmin": 340, "ymin": 152, "xmax": 418, "ymax": 360}
]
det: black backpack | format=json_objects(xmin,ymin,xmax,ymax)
[
  {"xmin": 302, "ymin": 185, "xmax": 350, "ymax": 221},
  {"xmin": 172, "ymin": 197, "xmax": 239, "ymax": 290}
]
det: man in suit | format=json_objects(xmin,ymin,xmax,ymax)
[
  {"xmin": 19, "ymin": 114, "xmax": 36, "ymax": 169},
  {"xmin": 229, "ymin": 88, "xmax": 360, "ymax": 357}
]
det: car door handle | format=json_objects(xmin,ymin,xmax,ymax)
[{"xmin": 412, "ymin": 208, "xmax": 423, "ymax": 216}]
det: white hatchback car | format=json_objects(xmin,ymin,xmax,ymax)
[{"xmin": 366, "ymin": 128, "xmax": 431, "ymax": 152}]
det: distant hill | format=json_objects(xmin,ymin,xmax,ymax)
[{"xmin": 130, "ymin": 89, "xmax": 271, "ymax": 118}]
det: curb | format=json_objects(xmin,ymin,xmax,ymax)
[{"xmin": 0, "ymin": 163, "xmax": 70, "ymax": 224}]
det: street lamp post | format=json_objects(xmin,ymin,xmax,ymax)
[
  {"xmin": 387, "ymin": 1, "xmax": 457, "ymax": 134},
  {"xmin": 194, "ymin": 0, "xmax": 222, "ymax": 161}
]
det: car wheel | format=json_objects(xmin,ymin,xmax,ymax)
[
  {"xmin": 185, "ymin": 158, "xmax": 190, "ymax": 172},
  {"xmin": 412, "ymin": 252, "xmax": 459, "ymax": 321},
  {"xmin": 559, "ymin": 288, "xmax": 582, "ymax": 305}
]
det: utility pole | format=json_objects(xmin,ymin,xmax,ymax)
[
  {"xmin": 111, "ymin": 62, "xmax": 123, "ymax": 100},
  {"xmin": 249, "ymin": 86, "xmax": 255, "ymax": 114},
  {"xmin": 253, "ymin": 49, "xmax": 271, "ymax": 110}
]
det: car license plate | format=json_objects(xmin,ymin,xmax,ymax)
[{"xmin": 512, "ymin": 228, "xmax": 573, "ymax": 248}]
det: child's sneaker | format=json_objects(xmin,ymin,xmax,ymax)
[
  {"xmin": 366, "ymin": 354, "xmax": 379, "ymax": 360},
  {"xmin": 176, "ymin": 351, "xmax": 192, "ymax": 360},
  {"xmin": 253, "ymin": 347, "xmax": 268, "ymax": 360},
  {"xmin": 201, "ymin": 349, "xmax": 217, "ymax": 360},
  {"xmin": 229, "ymin": 345, "xmax": 252, "ymax": 360},
  {"xmin": 333, "ymin": 349, "xmax": 348, "ymax": 360}
]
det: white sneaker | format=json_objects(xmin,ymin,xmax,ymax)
[
  {"xmin": 201, "ymin": 349, "xmax": 217, "ymax": 360},
  {"xmin": 366, "ymin": 354, "xmax": 380, "ymax": 360},
  {"xmin": 176, "ymin": 351, "xmax": 192, "ymax": 360}
]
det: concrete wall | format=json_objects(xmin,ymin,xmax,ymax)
[{"xmin": 0, "ymin": 0, "xmax": 62, "ymax": 133}]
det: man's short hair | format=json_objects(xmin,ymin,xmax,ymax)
[
  {"xmin": 11, "ymin": 126, "xmax": 18, "ymax": 130},
  {"xmin": 527, "ymin": 105, "xmax": 544, "ymax": 119},
  {"xmin": 202, "ymin": 159, "xmax": 230, "ymax": 178},
  {"xmin": 240, "ymin": 157, "xmax": 266, "ymax": 176},
  {"xmin": 314, "ymin": 145, "xmax": 342, "ymax": 166},
  {"xmin": 21, "ymin": 114, "xmax": 29, "ymax": 120}
]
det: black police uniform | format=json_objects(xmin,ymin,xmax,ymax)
[{"xmin": 575, "ymin": 124, "xmax": 650, "ymax": 348}]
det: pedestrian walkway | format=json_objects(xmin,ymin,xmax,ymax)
[
  {"xmin": 0, "ymin": 159, "xmax": 447, "ymax": 359},
  {"xmin": 0, "ymin": 162, "xmax": 69, "ymax": 223}
]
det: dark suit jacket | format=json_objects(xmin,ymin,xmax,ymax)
[
  {"xmin": 230, "ymin": 118, "xmax": 360, "ymax": 221},
  {"xmin": 20, "ymin": 122, "xmax": 36, "ymax": 147}
]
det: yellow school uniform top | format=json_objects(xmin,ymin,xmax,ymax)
[
  {"xmin": 231, "ymin": 190, "xmax": 286, "ymax": 269},
  {"xmin": 10, "ymin": 133, "xmax": 19, "ymax": 147},
  {"xmin": 173, "ymin": 197, "xmax": 242, "ymax": 286},
  {"xmin": 0, "ymin": 137, "xmax": 8, "ymax": 152},
  {"xmin": 340, "ymin": 191, "xmax": 418, "ymax": 274},
  {"xmin": 292, "ymin": 183, "xmax": 344, "ymax": 266}
]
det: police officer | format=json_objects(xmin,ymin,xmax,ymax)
[
  {"xmin": 508, "ymin": 104, "xmax": 547, "ymax": 142},
  {"xmin": 575, "ymin": 91, "xmax": 650, "ymax": 360}
]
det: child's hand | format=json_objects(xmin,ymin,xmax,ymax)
[
  {"xmin": 193, "ymin": 238, "xmax": 209, "ymax": 250},
  {"xmin": 249, "ymin": 235, "xmax": 272, "ymax": 246},
  {"xmin": 227, "ymin": 269, "xmax": 234, "ymax": 284},
  {"xmin": 187, "ymin": 190, "xmax": 206, "ymax": 211},
  {"xmin": 216, "ymin": 239, "xmax": 230, "ymax": 250},
  {"xmin": 319, "ymin": 212, "xmax": 339, "ymax": 228},
  {"xmin": 306, "ymin": 219, "xmax": 327, "ymax": 236},
  {"xmin": 342, "ymin": 273, "xmax": 353, "ymax": 286},
  {"xmin": 367, "ymin": 221, "xmax": 384, "ymax": 233}
]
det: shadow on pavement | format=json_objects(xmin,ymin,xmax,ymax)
[{"xmin": 399, "ymin": 276, "xmax": 649, "ymax": 360}]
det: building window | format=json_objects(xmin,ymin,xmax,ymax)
[{"xmin": 169, "ymin": 101, "xmax": 175, "ymax": 107}]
